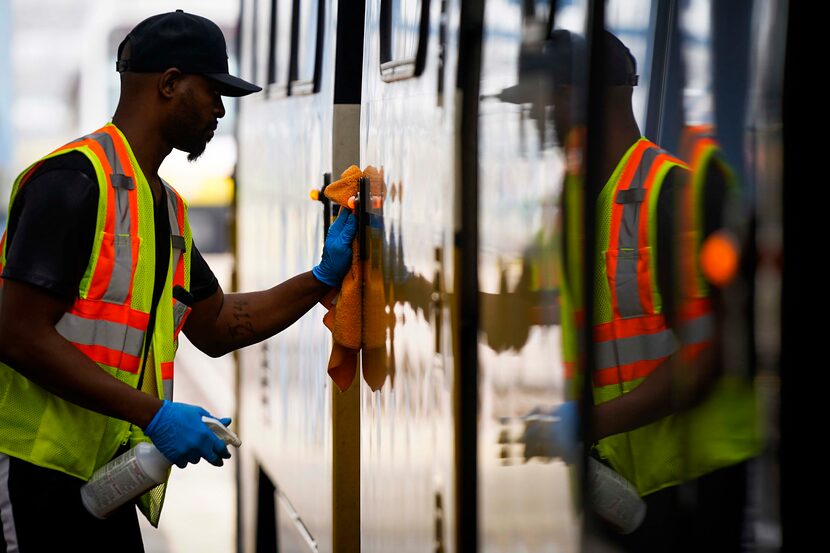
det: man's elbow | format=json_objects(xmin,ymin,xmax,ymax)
[{"xmin": 186, "ymin": 333, "xmax": 231, "ymax": 359}]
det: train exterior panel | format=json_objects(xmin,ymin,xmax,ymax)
[
  {"xmin": 234, "ymin": 0, "xmax": 790, "ymax": 550},
  {"xmin": 236, "ymin": 1, "xmax": 339, "ymax": 551},
  {"xmin": 359, "ymin": 1, "xmax": 460, "ymax": 552},
  {"xmin": 476, "ymin": 1, "xmax": 586, "ymax": 550}
]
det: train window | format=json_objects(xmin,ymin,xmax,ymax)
[
  {"xmin": 247, "ymin": 0, "xmax": 259, "ymax": 86},
  {"xmin": 246, "ymin": 0, "xmax": 273, "ymax": 95},
  {"xmin": 606, "ymin": 0, "xmax": 655, "ymax": 130},
  {"xmin": 289, "ymin": 0, "xmax": 324, "ymax": 95},
  {"xmin": 379, "ymin": 0, "xmax": 430, "ymax": 81},
  {"xmin": 679, "ymin": 0, "xmax": 713, "ymax": 125},
  {"xmin": 267, "ymin": 0, "xmax": 292, "ymax": 96}
]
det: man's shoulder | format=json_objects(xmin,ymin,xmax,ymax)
[{"xmin": 30, "ymin": 150, "xmax": 97, "ymax": 183}]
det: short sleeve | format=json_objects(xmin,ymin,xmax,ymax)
[
  {"xmin": 2, "ymin": 154, "xmax": 99, "ymax": 300},
  {"xmin": 189, "ymin": 240, "xmax": 220, "ymax": 302}
]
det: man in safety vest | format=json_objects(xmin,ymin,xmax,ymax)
[
  {"xmin": 522, "ymin": 30, "xmax": 759, "ymax": 550},
  {"xmin": 0, "ymin": 11, "xmax": 356, "ymax": 552}
]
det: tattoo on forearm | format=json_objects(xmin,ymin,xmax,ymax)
[{"xmin": 227, "ymin": 299, "xmax": 255, "ymax": 339}]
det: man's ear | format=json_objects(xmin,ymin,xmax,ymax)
[{"xmin": 158, "ymin": 68, "xmax": 183, "ymax": 99}]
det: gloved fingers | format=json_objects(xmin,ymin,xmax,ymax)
[
  {"xmin": 219, "ymin": 417, "xmax": 232, "ymax": 427},
  {"xmin": 207, "ymin": 452, "xmax": 223, "ymax": 467},
  {"xmin": 336, "ymin": 212, "xmax": 357, "ymax": 246},
  {"xmin": 328, "ymin": 210, "xmax": 349, "ymax": 235}
]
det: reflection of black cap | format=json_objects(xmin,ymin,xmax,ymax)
[
  {"xmin": 497, "ymin": 29, "xmax": 638, "ymax": 105},
  {"xmin": 601, "ymin": 31, "xmax": 639, "ymax": 86},
  {"xmin": 116, "ymin": 10, "xmax": 261, "ymax": 97},
  {"xmin": 546, "ymin": 29, "xmax": 638, "ymax": 86}
]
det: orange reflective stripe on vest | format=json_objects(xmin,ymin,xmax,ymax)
[{"xmin": 594, "ymin": 140, "xmax": 686, "ymax": 387}]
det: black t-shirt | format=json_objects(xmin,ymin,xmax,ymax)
[{"xmin": 2, "ymin": 151, "xmax": 219, "ymax": 304}]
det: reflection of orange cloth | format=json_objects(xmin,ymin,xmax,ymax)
[{"xmin": 322, "ymin": 165, "xmax": 363, "ymax": 391}]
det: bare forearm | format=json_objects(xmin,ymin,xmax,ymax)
[
  {"xmin": 198, "ymin": 271, "xmax": 331, "ymax": 356},
  {"xmin": 592, "ymin": 345, "xmax": 718, "ymax": 442},
  {"xmin": 0, "ymin": 328, "xmax": 162, "ymax": 428}
]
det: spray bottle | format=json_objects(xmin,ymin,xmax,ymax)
[
  {"xmin": 520, "ymin": 408, "xmax": 646, "ymax": 534},
  {"xmin": 80, "ymin": 416, "xmax": 241, "ymax": 519},
  {"xmin": 588, "ymin": 457, "xmax": 647, "ymax": 534}
]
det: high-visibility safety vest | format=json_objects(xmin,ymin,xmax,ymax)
[
  {"xmin": 0, "ymin": 123, "xmax": 193, "ymax": 525},
  {"xmin": 590, "ymin": 137, "xmax": 759, "ymax": 496}
]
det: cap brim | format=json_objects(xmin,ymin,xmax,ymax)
[{"xmin": 205, "ymin": 73, "xmax": 262, "ymax": 97}]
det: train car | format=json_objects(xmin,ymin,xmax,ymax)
[
  {"xmin": 235, "ymin": 0, "xmax": 792, "ymax": 551},
  {"xmin": 235, "ymin": 1, "xmax": 352, "ymax": 551}
]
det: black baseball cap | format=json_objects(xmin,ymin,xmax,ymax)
[{"xmin": 116, "ymin": 9, "xmax": 261, "ymax": 97}]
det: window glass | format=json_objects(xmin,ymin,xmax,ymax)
[
  {"xmin": 606, "ymin": 0, "xmax": 654, "ymax": 128},
  {"xmin": 268, "ymin": 0, "xmax": 292, "ymax": 92},
  {"xmin": 679, "ymin": 0, "xmax": 713, "ymax": 124},
  {"xmin": 294, "ymin": 0, "xmax": 320, "ymax": 87},
  {"xmin": 380, "ymin": 0, "xmax": 428, "ymax": 79}
]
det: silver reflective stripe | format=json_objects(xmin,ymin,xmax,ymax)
[
  {"xmin": 87, "ymin": 132, "xmax": 134, "ymax": 305},
  {"xmin": 595, "ymin": 328, "xmax": 679, "ymax": 371},
  {"xmin": 681, "ymin": 313, "xmax": 715, "ymax": 345},
  {"xmin": 164, "ymin": 182, "xmax": 185, "ymax": 271},
  {"xmin": 163, "ymin": 379, "xmax": 174, "ymax": 402},
  {"xmin": 0, "ymin": 454, "xmax": 19, "ymax": 553},
  {"xmin": 101, "ymin": 234, "xmax": 133, "ymax": 305},
  {"xmin": 87, "ymin": 132, "xmax": 124, "ymax": 175},
  {"xmin": 55, "ymin": 312, "xmax": 145, "ymax": 357},
  {"xmin": 614, "ymin": 146, "xmax": 663, "ymax": 318},
  {"xmin": 164, "ymin": 182, "xmax": 182, "ymax": 240},
  {"xmin": 173, "ymin": 298, "xmax": 189, "ymax": 330}
]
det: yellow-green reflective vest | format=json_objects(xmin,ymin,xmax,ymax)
[
  {"xmin": 0, "ymin": 124, "xmax": 193, "ymax": 525},
  {"xmin": 561, "ymin": 138, "xmax": 759, "ymax": 496}
]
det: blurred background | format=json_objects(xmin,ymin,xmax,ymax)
[{"xmin": 0, "ymin": 1, "xmax": 240, "ymax": 551}]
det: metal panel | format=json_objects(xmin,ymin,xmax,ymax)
[
  {"xmin": 476, "ymin": 0, "xmax": 585, "ymax": 551},
  {"xmin": 236, "ymin": 1, "xmax": 338, "ymax": 551},
  {"xmin": 359, "ymin": 1, "xmax": 460, "ymax": 552}
]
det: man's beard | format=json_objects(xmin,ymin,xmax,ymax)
[{"xmin": 187, "ymin": 140, "xmax": 208, "ymax": 162}]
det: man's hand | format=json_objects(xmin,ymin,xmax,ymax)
[
  {"xmin": 312, "ymin": 211, "xmax": 357, "ymax": 287},
  {"xmin": 143, "ymin": 400, "xmax": 232, "ymax": 468}
]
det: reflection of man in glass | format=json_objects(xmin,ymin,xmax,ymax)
[{"xmin": 522, "ymin": 29, "xmax": 759, "ymax": 550}]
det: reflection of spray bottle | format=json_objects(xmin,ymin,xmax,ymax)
[
  {"xmin": 80, "ymin": 417, "xmax": 241, "ymax": 519},
  {"xmin": 588, "ymin": 457, "xmax": 646, "ymax": 534},
  {"xmin": 520, "ymin": 407, "xmax": 646, "ymax": 534}
]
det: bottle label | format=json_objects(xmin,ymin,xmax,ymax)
[
  {"xmin": 588, "ymin": 459, "xmax": 647, "ymax": 534},
  {"xmin": 81, "ymin": 448, "xmax": 156, "ymax": 517}
]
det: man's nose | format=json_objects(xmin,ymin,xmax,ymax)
[{"xmin": 216, "ymin": 96, "xmax": 226, "ymax": 119}]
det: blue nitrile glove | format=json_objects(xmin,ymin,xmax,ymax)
[
  {"xmin": 550, "ymin": 401, "xmax": 580, "ymax": 464},
  {"xmin": 520, "ymin": 401, "xmax": 580, "ymax": 464},
  {"xmin": 312, "ymin": 211, "xmax": 357, "ymax": 287},
  {"xmin": 144, "ymin": 400, "xmax": 232, "ymax": 469}
]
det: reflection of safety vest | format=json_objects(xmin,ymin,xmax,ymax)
[
  {"xmin": 680, "ymin": 124, "xmax": 731, "ymax": 296},
  {"xmin": 592, "ymin": 138, "xmax": 758, "ymax": 495},
  {"xmin": 0, "ymin": 123, "xmax": 193, "ymax": 525}
]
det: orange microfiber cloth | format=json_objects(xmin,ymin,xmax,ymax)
[
  {"xmin": 321, "ymin": 165, "xmax": 363, "ymax": 391},
  {"xmin": 321, "ymin": 165, "xmax": 391, "ymax": 392}
]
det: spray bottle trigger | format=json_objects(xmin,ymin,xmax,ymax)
[{"xmin": 202, "ymin": 416, "xmax": 242, "ymax": 447}]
